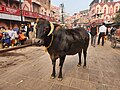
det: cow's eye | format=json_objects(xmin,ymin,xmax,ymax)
[{"xmin": 44, "ymin": 26, "xmax": 49, "ymax": 31}]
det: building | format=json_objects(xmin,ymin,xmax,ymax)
[
  {"xmin": 89, "ymin": 1, "xmax": 120, "ymax": 24},
  {"xmin": 0, "ymin": 0, "xmax": 53, "ymax": 30},
  {"xmin": 64, "ymin": 9, "xmax": 89, "ymax": 28},
  {"xmin": 77, "ymin": 10, "xmax": 89, "ymax": 26},
  {"xmin": 51, "ymin": 5, "xmax": 60, "ymax": 23},
  {"xmin": 69, "ymin": 9, "xmax": 89, "ymax": 27},
  {"xmin": 90, "ymin": 0, "xmax": 114, "ymax": 7},
  {"xmin": 101, "ymin": 0, "xmax": 113, "ymax": 3}
]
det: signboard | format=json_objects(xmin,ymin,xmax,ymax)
[
  {"xmin": 0, "ymin": 5, "xmax": 53, "ymax": 21},
  {"xmin": 0, "ymin": 13, "xmax": 21, "ymax": 21},
  {"xmin": 5, "ymin": 7, "xmax": 20, "ymax": 15},
  {"xmin": 0, "ymin": 5, "xmax": 20, "ymax": 15},
  {"xmin": 0, "ymin": 6, "xmax": 4, "ymax": 13},
  {"xmin": 22, "ymin": 10, "xmax": 39, "ymax": 18}
]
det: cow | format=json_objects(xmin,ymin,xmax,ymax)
[{"xmin": 32, "ymin": 18, "xmax": 89, "ymax": 80}]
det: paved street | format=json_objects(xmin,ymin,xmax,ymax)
[{"xmin": 0, "ymin": 41, "xmax": 120, "ymax": 90}]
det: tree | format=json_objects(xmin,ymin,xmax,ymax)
[{"xmin": 113, "ymin": 9, "xmax": 120, "ymax": 24}]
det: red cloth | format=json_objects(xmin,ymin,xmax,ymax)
[
  {"xmin": 0, "ymin": 33, "xmax": 2, "ymax": 37},
  {"xmin": 19, "ymin": 34, "xmax": 26, "ymax": 40}
]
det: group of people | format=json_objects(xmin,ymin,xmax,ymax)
[
  {"xmin": 0, "ymin": 26, "xmax": 27, "ymax": 48},
  {"xmin": 0, "ymin": 23, "xmax": 35, "ymax": 48},
  {"xmin": 0, "ymin": 18, "xmax": 117, "ymax": 49},
  {"xmin": 0, "ymin": 18, "xmax": 39, "ymax": 49},
  {"xmin": 90, "ymin": 22, "xmax": 114, "ymax": 47}
]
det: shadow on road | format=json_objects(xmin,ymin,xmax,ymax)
[
  {"xmin": 0, "ymin": 52, "xmax": 25, "ymax": 57},
  {"xmin": 115, "ymin": 45, "xmax": 120, "ymax": 49}
]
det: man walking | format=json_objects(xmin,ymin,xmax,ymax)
[
  {"xmin": 97, "ymin": 22, "xmax": 107, "ymax": 46},
  {"xmin": 90, "ymin": 22, "xmax": 98, "ymax": 47}
]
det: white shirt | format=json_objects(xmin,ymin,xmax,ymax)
[{"xmin": 99, "ymin": 25, "xmax": 107, "ymax": 33}]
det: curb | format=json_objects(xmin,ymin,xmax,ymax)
[
  {"xmin": 0, "ymin": 44, "xmax": 32, "ymax": 53},
  {"xmin": 0, "ymin": 39, "xmax": 32, "ymax": 53}
]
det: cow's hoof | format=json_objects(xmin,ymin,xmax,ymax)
[
  {"xmin": 77, "ymin": 64, "xmax": 81, "ymax": 67},
  {"xmin": 83, "ymin": 65, "xmax": 86, "ymax": 68},
  {"xmin": 51, "ymin": 76, "xmax": 55, "ymax": 79},
  {"xmin": 58, "ymin": 78, "xmax": 63, "ymax": 81},
  {"xmin": 51, "ymin": 74, "xmax": 56, "ymax": 79}
]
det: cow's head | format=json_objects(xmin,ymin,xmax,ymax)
[{"xmin": 32, "ymin": 18, "xmax": 54, "ymax": 46}]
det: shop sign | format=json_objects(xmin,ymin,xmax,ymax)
[
  {"xmin": 0, "ymin": 5, "xmax": 53, "ymax": 21},
  {"xmin": 0, "ymin": 5, "xmax": 20, "ymax": 15},
  {"xmin": 0, "ymin": 13, "xmax": 21, "ymax": 21},
  {"xmin": 0, "ymin": 6, "xmax": 4, "ymax": 12}
]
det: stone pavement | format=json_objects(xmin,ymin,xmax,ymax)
[{"xmin": 0, "ymin": 41, "xmax": 120, "ymax": 90}]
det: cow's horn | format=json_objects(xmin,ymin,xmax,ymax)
[{"xmin": 47, "ymin": 22, "xmax": 54, "ymax": 36}]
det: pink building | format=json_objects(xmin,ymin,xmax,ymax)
[
  {"xmin": 0, "ymin": 0, "xmax": 53, "ymax": 29},
  {"xmin": 68, "ymin": 10, "xmax": 89, "ymax": 27},
  {"xmin": 77, "ymin": 10, "xmax": 89, "ymax": 25},
  {"xmin": 89, "ymin": 1, "xmax": 120, "ymax": 24},
  {"xmin": 51, "ymin": 5, "xmax": 60, "ymax": 23}
]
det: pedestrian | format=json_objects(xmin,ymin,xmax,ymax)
[
  {"xmin": 87, "ymin": 27, "xmax": 91, "ymax": 33},
  {"xmin": 90, "ymin": 22, "xmax": 98, "ymax": 47},
  {"xmin": 110, "ymin": 26, "xmax": 116, "ymax": 35},
  {"xmin": 8, "ymin": 29, "xmax": 18, "ymax": 47},
  {"xmin": 97, "ymin": 22, "xmax": 107, "ymax": 46},
  {"xmin": 29, "ymin": 25, "xmax": 34, "ymax": 39},
  {"xmin": 18, "ymin": 31, "xmax": 27, "ymax": 45},
  {"xmin": 26, "ymin": 23, "xmax": 31, "ymax": 39},
  {"xmin": 2, "ymin": 32, "xmax": 11, "ymax": 48},
  {"xmin": 33, "ymin": 18, "xmax": 39, "ymax": 38},
  {"xmin": 106, "ymin": 26, "xmax": 112, "ymax": 41}
]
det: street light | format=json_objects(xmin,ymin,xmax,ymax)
[{"xmin": 60, "ymin": 3, "xmax": 64, "ymax": 24}]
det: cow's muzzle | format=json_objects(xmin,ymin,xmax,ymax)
[{"xmin": 32, "ymin": 38, "xmax": 44, "ymax": 46}]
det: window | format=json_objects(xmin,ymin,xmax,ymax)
[
  {"xmin": 12, "ymin": 5, "xmax": 17, "ymax": 9},
  {"xmin": 106, "ymin": 17, "xmax": 108, "ymax": 20},
  {"xmin": 44, "ymin": 12, "xmax": 46, "ymax": 15},
  {"xmin": 104, "ymin": 7, "xmax": 106, "ymax": 14},
  {"xmin": 92, "ymin": 9, "xmax": 95, "ymax": 14},
  {"xmin": 41, "ymin": 10, "xmax": 43, "ymax": 14},
  {"xmin": 33, "ymin": 3, "xmax": 40, "ymax": 13},
  {"xmin": 116, "ymin": 6, "xmax": 118, "ymax": 12},
  {"xmin": 110, "ymin": 8, "xmax": 113, "ymax": 14},
  {"xmin": 97, "ymin": 7, "xmax": 99, "ymax": 13}
]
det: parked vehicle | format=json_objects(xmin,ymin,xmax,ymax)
[{"xmin": 111, "ymin": 23, "xmax": 120, "ymax": 48}]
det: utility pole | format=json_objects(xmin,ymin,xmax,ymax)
[
  {"xmin": 20, "ymin": 0, "xmax": 23, "ymax": 23},
  {"xmin": 60, "ymin": 3, "xmax": 64, "ymax": 24}
]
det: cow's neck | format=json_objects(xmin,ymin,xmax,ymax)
[{"xmin": 44, "ymin": 34, "xmax": 53, "ymax": 49}]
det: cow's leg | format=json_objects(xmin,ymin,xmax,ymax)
[
  {"xmin": 51, "ymin": 59, "xmax": 56, "ymax": 79},
  {"xmin": 77, "ymin": 49, "xmax": 82, "ymax": 67},
  {"xmin": 83, "ymin": 48, "xmax": 87, "ymax": 68},
  {"xmin": 58, "ymin": 55, "xmax": 65, "ymax": 80}
]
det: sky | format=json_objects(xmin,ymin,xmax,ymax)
[
  {"xmin": 51, "ymin": 0, "xmax": 93, "ymax": 15},
  {"xmin": 51, "ymin": 0, "xmax": 119, "ymax": 15}
]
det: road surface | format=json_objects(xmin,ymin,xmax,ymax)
[{"xmin": 0, "ymin": 41, "xmax": 120, "ymax": 90}]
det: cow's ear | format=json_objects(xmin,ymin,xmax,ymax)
[{"xmin": 55, "ymin": 26, "xmax": 61, "ymax": 31}]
